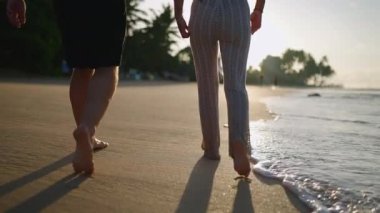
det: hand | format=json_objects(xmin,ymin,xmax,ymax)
[
  {"xmin": 250, "ymin": 10, "xmax": 262, "ymax": 35},
  {"xmin": 175, "ymin": 15, "xmax": 190, "ymax": 38},
  {"xmin": 7, "ymin": 0, "xmax": 27, "ymax": 28}
]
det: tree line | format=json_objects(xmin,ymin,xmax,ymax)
[
  {"xmin": 122, "ymin": 0, "xmax": 195, "ymax": 80},
  {"xmin": 247, "ymin": 49, "xmax": 335, "ymax": 86},
  {"xmin": 0, "ymin": 0, "xmax": 334, "ymax": 86}
]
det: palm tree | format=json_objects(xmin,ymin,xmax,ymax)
[
  {"xmin": 121, "ymin": 0, "xmax": 148, "ymax": 77},
  {"xmin": 122, "ymin": 4, "xmax": 186, "ymax": 78},
  {"xmin": 125, "ymin": 0, "xmax": 148, "ymax": 37},
  {"xmin": 141, "ymin": 5, "xmax": 178, "ymax": 74},
  {"xmin": 317, "ymin": 56, "xmax": 335, "ymax": 86},
  {"xmin": 147, "ymin": 5, "xmax": 177, "ymax": 54}
]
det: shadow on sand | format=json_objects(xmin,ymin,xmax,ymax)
[
  {"xmin": 5, "ymin": 173, "xmax": 88, "ymax": 213},
  {"xmin": 175, "ymin": 158, "xmax": 256, "ymax": 213},
  {"xmin": 0, "ymin": 153, "xmax": 90, "ymax": 212},
  {"xmin": 232, "ymin": 180, "xmax": 254, "ymax": 213},
  {"xmin": 0, "ymin": 153, "xmax": 74, "ymax": 197},
  {"xmin": 175, "ymin": 157, "xmax": 219, "ymax": 213}
]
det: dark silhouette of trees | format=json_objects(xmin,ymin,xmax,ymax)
[
  {"xmin": 260, "ymin": 56, "xmax": 283, "ymax": 85},
  {"xmin": 0, "ymin": 0, "xmax": 194, "ymax": 78},
  {"xmin": 121, "ymin": 0, "xmax": 148, "ymax": 76},
  {"xmin": 172, "ymin": 46, "xmax": 196, "ymax": 81},
  {"xmin": 252, "ymin": 49, "xmax": 335, "ymax": 86},
  {"xmin": 317, "ymin": 56, "xmax": 334, "ymax": 86},
  {"xmin": 122, "ymin": 4, "xmax": 195, "ymax": 79},
  {"xmin": 0, "ymin": 0, "xmax": 61, "ymax": 75},
  {"xmin": 125, "ymin": 0, "xmax": 148, "ymax": 37},
  {"xmin": 139, "ymin": 5, "xmax": 177, "ymax": 74},
  {"xmin": 0, "ymin": 0, "xmax": 334, "ymax": 85},
  {"xmin": 246, "ymin": 66, "xmax": 262, "ymax": 85}
]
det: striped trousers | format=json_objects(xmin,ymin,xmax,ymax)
[{"xmin": 189, "ymin": 0, "xmax": 251, "ymax": 157}]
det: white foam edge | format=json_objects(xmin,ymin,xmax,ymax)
[{"xmin": 252, "ymin": 159, "xmax": 329, "ymax": 213}]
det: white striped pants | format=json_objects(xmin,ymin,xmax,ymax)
[{"xmin": 189, "ymin": 0, "xmax": 251, "ymax": 157}]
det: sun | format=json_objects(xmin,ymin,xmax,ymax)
[{"xmin": 247, "ymin": 16, "xmax": 288, "ymax": 70}]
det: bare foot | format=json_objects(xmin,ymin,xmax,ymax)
[
  {"xmin": 92, "ymin": 137, "xmax": 109, "ymax": 151},
  {"xmin": 201, "ymin": 140, "xmax": 221, "ymax": 160},
  {"xmin": 230, "ymin": 142, "xmax": 251, "ymax": 177},
  {"xmin": 73, "ymin": 126, "xmax": 94, "ymax": 174}
]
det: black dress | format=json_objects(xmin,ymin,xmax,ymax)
[{"xmin": 54, "ymin": 0, "xmax": 126, "ymax": 69}]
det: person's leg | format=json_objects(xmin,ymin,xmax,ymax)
[
  {"xmin": 70, "ymin": 68, "xmax": 93, "ymax": 125},
  {"xmin": 72, "ymin": 66, "xmax": 119, "ymax": 174},
  {"xmin": 70, "ymin": 69, "xmax": 109, "ymax": 150},
  {"xmin": 190, "ymin": 0, "xmax": 220, "ymax": 160},
  {"xmin": 219, "ymin": 0, "xmax": 251, "ymax": 176}
]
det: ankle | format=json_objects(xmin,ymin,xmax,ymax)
[
  {"xmin": 202, "ymin": 140, "xmax": 220, "ymax": 150},
  {"xmin": 203, "ymin": 150, "xmax": 221, "ymax": 160},
  {"xmin": 74, "ymin": 125, "xmax": 95, "ymax": 138},
  {"xmin": 230, "ymin": 141, "xmax": 249, "ymax": 158}
]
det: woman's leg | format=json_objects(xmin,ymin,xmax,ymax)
[
  {"xmin": 219, "ymin": 0, "xmax": 251, "ymax": 176},
  {"xmin": 70, "ymin": 69, "xmax": 109, "ymax": 150},
  {"xmin": 72, "ymin": 66, "xmax": 119, "ymax": 174},
  {"xmin": 70, "ymin": 68, "xmax": 93, "ymax": 125},
  {"xmin": 190, "ymin": 0, "xmax": 221, "ymax": 160},
  {"xmin": 220, "ymin": 40, "xmax": 251, "ymax": 176}
]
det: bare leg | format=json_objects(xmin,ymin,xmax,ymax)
[
  {"xmin": 72, "ymin": 66, "xmax": 119, "ymax": 174},
  {"xmin": 70, "ymin": 68, "xmax": 94, "ymax": 125},
  {"xmin": 70, "ymin": 69, "xmax": 109, "ymax": 150}
]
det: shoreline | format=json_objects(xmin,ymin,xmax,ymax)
[
  {"xmin": 0, "ymin": 80, "xmax": 309, "ymax": 212},
  {"xmin": 248, "ymin": 88, "xmax": 380, "ymax": 212}
]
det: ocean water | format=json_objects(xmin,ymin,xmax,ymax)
[{"xmin": 249, "ymin": 88, "xmax": 380, "ymax": 212}]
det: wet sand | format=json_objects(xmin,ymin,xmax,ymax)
[{"xmin": 0, "ymin": 80, "xmax": 309, "ymax": 212}]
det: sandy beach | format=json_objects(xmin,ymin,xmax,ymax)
[{"xmin": 0, "ymin": 80, "xmax": 309, "ymax": 212}]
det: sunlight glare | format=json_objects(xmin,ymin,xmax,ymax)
[{"xmin": 248, "ymin": 17, "xmax": 288, "ymax": 69}]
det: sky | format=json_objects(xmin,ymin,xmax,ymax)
[{"xmin": 140, "ymin": 0, "xmax": 380, "ymax": 88}]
